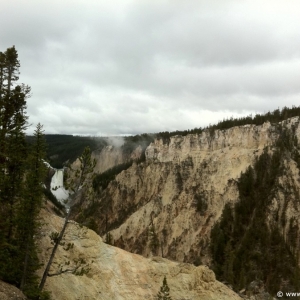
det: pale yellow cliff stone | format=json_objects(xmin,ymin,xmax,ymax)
[
  {"xmin": 38, "ymin": 209, "xmax": 241, "ymax": 300},
  {"xmin": 95, "ymin": 118, "xmax": 300, "ymax": 264},
  {"xmin": 72, "ymin": 144, "xmax": 143, "ymax": 175}
]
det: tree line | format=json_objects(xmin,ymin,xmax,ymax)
[
  {"xmin": 117, "ymin": 106, "xmax": 300, "ymax": 147},
  {"xmin": 26, "ymin": 134, "xmax": 106, "ymax": 169},
  {"xmin": 155, "ymin": 106, "xmax": 300, "ymax": 143}
]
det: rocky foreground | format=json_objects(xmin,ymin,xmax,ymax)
[
  {"xmin": 0, "ymin": 280, "xmax": 26, "ymax": 300},
  {"xmin": 37, "ymin": 209, "xmax": 241, "ymax": 300}
]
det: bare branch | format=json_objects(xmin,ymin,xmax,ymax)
[{"xmin": 48, "ymin": 265, "xmax": 80, "ymax": 277}]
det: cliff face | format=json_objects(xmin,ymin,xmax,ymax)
[
  {"xmin": 77, "ymin": 144, "xmax": 142, "ymax": 175},
  {"xmin": 79, "ymin": 117, "xmax": 300, "ymax": 266},
  {"xmin": 38, "ymin": 210, "xmax": 241, "ymax": 300},
  {"xmin": 92, "ymin": 146, "xmax": 124, "ymax": 174}
]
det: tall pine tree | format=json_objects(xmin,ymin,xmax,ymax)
[
  {"xmin": 18, "ymin": 123, "xmax": 47, "ymax": 294},
  {"xmin": 0, "ymin": 46, "xmax": 49, "ymax": 299},
  {"xmin": 0, "ymin": 46, "xmax": 30, "ymax": 283}
]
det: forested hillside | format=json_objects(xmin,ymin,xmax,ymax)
[{"xmin": 26, "ymin": 134, "xmax": 107, "ymax": 168}]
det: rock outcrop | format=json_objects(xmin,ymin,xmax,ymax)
[
  {"xmin": 0, "ymin": 280, "xmax": 26, "ymax": 300},
  {"xmin": 38, "ymin": 209, "xmax": 241, "ymax": 300},
  {"xmin": 71, "ymin": 144, "xmax": 143, "ymax": 175},
  {"xmin": 92, "ymin": 145, "xmax": 125, "ymax": 174}
]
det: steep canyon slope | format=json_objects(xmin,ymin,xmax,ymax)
[
  {"xmin": 74, "ymin": 117, "xmax": 300, "ymax": 271},
  {"xmin": 38, "ymin": 209, "xmax": 241, "ymax": 300},
  {"xmin": 92, "ymin": 144, "xmax": 142, "ymax": 174}
]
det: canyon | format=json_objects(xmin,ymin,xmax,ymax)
[
  {"xmin": 74, "ymin": 117, "xmax": 300, "ymax": 267},
  {"xmin": 39, "ymin": 116, "xmax": 300, "ymax": 298}
]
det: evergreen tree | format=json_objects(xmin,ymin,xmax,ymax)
[
  {"xmin": 0, "ymin": 46, "xmax": 29, "ymax": 246},
  {"xmin": 0, "ymin": 46, "xmax": 50, "ymax": 299},
  {"xmin": 157, "ymin": 276, "xmax": 172, "ymax": 300},
  {"xmin": 222, "ymin": 242, "xmax": 235, "ymax": 284},
  {"xmin": 0, "ymin": 46, "xmax": 30, "ymax": 283},
  {"xmin": 0, "ymin": 46, "xmax": 29, "ymax": 162},
  {"xmin": 18, "ymin": 123, "xmax": 47, "ymax": 293},
  {"xmin": 39, "ymin": 146, "xmax": 96, "ymax": 291},
  {"xmin": 149, "ymin": 221, "xmax": 159, "ymax": 254}
]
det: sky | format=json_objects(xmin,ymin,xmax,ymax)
[{"xmin": 1, "ymin": 0, "xmax": 300, "ymax": 136}]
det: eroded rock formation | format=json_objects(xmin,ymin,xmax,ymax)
[
  {"xmin": 75, "ymin": 117, "xmax": 300, "ymax": 266},
  {"xmin": 38, "ymin": 209, "xmax": 241, "ymax": 300}
]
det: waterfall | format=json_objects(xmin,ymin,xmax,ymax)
[
  {"xmin": 51, "ymin": 169, "xmax": 64, "ymax": 189},
  {"xmin": 50, "ymin": 169, "xmax": 69, "ymax": 203}
]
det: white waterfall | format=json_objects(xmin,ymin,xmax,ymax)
[{"xmin": 51, "ymin": 169, "xmax": 69, "ymax": 203}]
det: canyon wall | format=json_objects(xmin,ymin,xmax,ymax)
[
  {"xmin": 78, "ymin": 117, "xmax": 300, "ymax": 265},
  {"xmin": 71, "ymin": 144, "xmax": 143, "ymax": 175}
]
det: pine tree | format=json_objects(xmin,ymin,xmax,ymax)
[
  {"xmin": 39, "ymin": 146, "xmax": 96, "ymax": 291},
  {"xmin": 0, "ymin": 46, "xmax": 50, "ymax": 299},
  {"xmin": 18, "ymin": 123, "xmax": 47, "ymax": 292},
  {"xmin": 0, "ymin": 46, "xmax": 29, "ymax": 162},
  {"xmin": 222, "ymin": 242, "xmax": 235, "ymax": 284},
  {"xmin": 0, "ymin": 46, "xmax": 30, "ymax": 284},
  {"xmin": 0, "ymin": 46, "xmax": 29, "ymax": 242},
  {"xmin": 157, "ymin": 276, "xmax": 172, "ymax": 300},
  {"xmin": 149, "ymin": 215, "xmax": 160, "ymax": 254}
]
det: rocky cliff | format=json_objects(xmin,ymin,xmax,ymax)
[
  {"xmin": 71, "ymin": 144, "xmax": 143, "ymax": 175},
  {"xmin": 74, "ymin": 117, "xmax": 300, "ymax": 268},
  {"xmin": 38, "ymin": 209, "xmax": 241, "ymax": 300}
]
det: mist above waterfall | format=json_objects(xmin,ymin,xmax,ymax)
[{"xmin": 106, "ymin": 136, "xmax": 125, "ymax": 148}]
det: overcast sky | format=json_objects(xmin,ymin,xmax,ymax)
[{"xmin": 1, "ymin": 0, "xmax": 300, "ymax": 135}]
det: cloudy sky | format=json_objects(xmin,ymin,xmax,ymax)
[{"xmin": 1, "ymin": 0, "xmax": 300, "ymax": 135}]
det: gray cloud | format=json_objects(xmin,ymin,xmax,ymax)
[{"xmin": 1, "ymin": 0, "xmax": 299, "ymax": 135}]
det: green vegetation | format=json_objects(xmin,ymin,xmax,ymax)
[
  {"xmin": 194, "ymin": 192, "xmax": 208, "ymax": 215},
  {"xmin": 157, "ymin": 276, "xmax": 172, "ymax": 300},
  {"xmin": 92, "ymin": 160, "xmax": 133, "ymax": 192},
  {"xmin": 149, "ymin": 217, "xmax": 160, "ymax": 254},
  {"xmin": 156, "ymin": 128, "xmax": 204, "ymax": 143},
  {"xmin": 210, "ymin": 126, "xmax": 300, "ymax": 296},
  {"xmin": 122, "ymin": 133, "xmax": 154, "ymax": 155},
  {"xmin": 105, "ymin": 232, "xmax": 113, "ymax": 245},
  {"xmin": 0, "ymin": 46, "xmax": 50, "ymax": 299},
  {"xmin": 26, "ymin": 134, "xmax": 107, "ymax": 169},
  {"xmin": 19, "ymin": 124, "xmax": 48, "ymax": 292},
  {"xmin": 212, "ymin": 106, "xmax": 300, "ymax": 130},
  {"xmin": 30, "ymin": 106, "xmax": 300, "ymax": 173}
]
